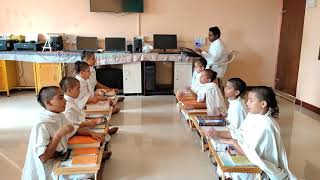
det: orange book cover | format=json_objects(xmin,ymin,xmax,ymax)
[
  {"xmin": 68, "ymin": 136, "xmax": 101, "ymax": 145},
  {"xmin": 72, "ymin": 155, "xmax": 98, "ymax": 165},
  {"xmin": 73, "ymin": 147, "xmax": 99, "ymax": 155},
  {"xmin": 181, "ymin": 99, "xmax": 206, "ymax": 109}
]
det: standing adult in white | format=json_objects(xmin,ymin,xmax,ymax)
[{"xmin": 195, "ymin": 26, "xmax": 229, "ymax": 78}]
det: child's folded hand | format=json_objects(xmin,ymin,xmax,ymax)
[
  {"xmin": 89, "ymin": 131, "xmax": 105, "ymax": 141},
  {"xmin": 217, "ymin": 111, "xmax": 227, "ymax": 117}
]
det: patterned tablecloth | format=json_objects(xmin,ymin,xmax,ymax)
[{"xmin": 0, "ymin": 51, "xmax": 195, "ymax": 64}]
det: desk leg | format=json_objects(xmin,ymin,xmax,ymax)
[
  {"xmin": 57, "ymin": 175, "xmax": 60, "ymax": 180},
  {"xmin": 221, "ymin": 171, "xmax": 225, "ymax": 180},
  {"xmin": 95, "ymin": 172, "xmax": 98, "ymax": 180},
  {"xmin": 257, "ymin": 173, "xmax": 262, "ymax": 180}
]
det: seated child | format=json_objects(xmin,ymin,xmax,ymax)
[
  {"xmin": 21, "ymin": 86, "xmax": 106, "ymax": 180},
  {"xmin": 74, "ymin": 61, "xmax": 119, "ymax": 114},
  {"xmin": 206, "ymin": 86, "xmax": 296, "ymax": 179},
  {"xmin": 60, "ymin": 77, "xmax": 118, "ymax": 135},
  {"xmin": 176, "ymin": 57, "xmax": 207, "ymax": 100},
  {"xmin": 197, "ymin": 69, "xmax": 226, "ymax": 115},
  {"xmin": 81, "ymin": 51, "xmax": 125, "ymax": 102},
  {"xmin": 190, "ymin": 57, "xmax": 207, "ymax": 94},
  {"xmin": 223, "ymin": 77, "xmax": 247, "ymax": 129}
]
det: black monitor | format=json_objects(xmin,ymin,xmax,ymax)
[
  {"xmin": 153, "ymin": 34, "xmax": 177, "ymax": 52},
  {"xmin": 105, "ymin": 37, "xmax": 126, "ymax": 51},
  {"xmin": 77, "ymin": 37, "xmax": 98, "ymax": 51}
]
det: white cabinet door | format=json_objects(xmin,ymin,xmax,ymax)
[
  {"xmin": 174, "ymin": 62, "xmax": 193, "ymax": 93},
  {"xmin": 123, "ymin": 62, "xmax": 142, "ymax": 94}
]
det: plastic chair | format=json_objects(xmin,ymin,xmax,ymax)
[{"xmin": 217, "ymin": 50, "xmax": 239, "ymax": 90}]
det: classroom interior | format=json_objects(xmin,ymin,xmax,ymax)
[{"xmin": 1, "ymin": 0, "xmax": 320, "ymax": 180}]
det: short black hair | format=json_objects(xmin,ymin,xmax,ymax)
[
  {"xmin": 228, "ymin": 78, "xmax": 247, "ymax": 98},
  {"xmin": 194, "ymin": 57, "xmax": 207, "ymax": 68},
  {"xmin": 37, "ymin": 86, "xmax": 60, "ymax": 108},
  {"xmin": 81, "ymin": 51, "xmax": 95, "ymax": 61},
  {"xmin": 209, "ymin": 26, "xmax": 221, "ymax": 39},
  {"xmin": 75, "ymin": 61, "xmax": 89, "ymax": 74},
  {"xmin": 59, "ymin": 77, "xmax": 80, "ymax": 92},
  {"xmin": 204, "ymin": 69, "xmax": 217, "ymax": 82}
]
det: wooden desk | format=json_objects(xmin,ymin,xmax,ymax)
[
  {"xmin": 207, "ymin": 138, "xmax": 262, "ymax": 180},
  {"xmin": 53, "ymin": 144, "xmax": 104, "ymax": 180},
  {"xmin": 189, "ymin": 115, "xmax": 228, "ymax": 152},
  {"xmin": 178, "ymin": 102, "xmax": 207, "ymax": 125},
  {"xmin": 53, "ymin": 110, "xmax": 112, "ymax": 180}
]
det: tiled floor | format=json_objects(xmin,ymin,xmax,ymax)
[{"xmin": 0, "ymin": 91, "xmax": 319, "ymax": 180}]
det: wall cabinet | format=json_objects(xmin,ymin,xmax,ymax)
[
  {"xmin": 33, "ymin": 63, "xmax": 63, "ymax": 94},
  {"xmin": 0, "ymin": 60, "xmax": 18, "ymax": 96}
]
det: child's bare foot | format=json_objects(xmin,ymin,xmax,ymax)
[
  {"xmin": 118, "ymin": 97, "xmax": 125, "ymax": 102},
  {"xmin": 102, "ymin": 151, "xmax": 112, "ymax": 161},
  {"xmin": 108, "ymin": 127, "xmax": 118, "ymax": 135},
  {"xmin": 112, "ymin": 107, "xmax": 120, "ymax": 114}
]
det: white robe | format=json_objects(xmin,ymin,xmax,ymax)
[
  {"xmin": 22, "ymin": 109, "xmax": 78, "ymax": 180},
  {"xmin": 190, "ymin": 70, "xmax": 203, "ymax": 94},
  {"xmin": 230, "ymin": 113, "xmax": 297, "ymax": 180},
  {"xmin": 197, "ymin": 82, "xmax": 226, "ymax": 115},
  {"xmin": 64, "ymin": 95, "xmax": 86, "ymax": 125},
  {"xmin": 75, "ymin": 75, "xmax": 94, "ymax": 110},
  {"xmin": 226, "ymin": 97, "xmax": 247, "ymax": 130},
  {"xmin": 89, "ymin": 66, "xmax": 97, "ymax": 90},
  {"xmin": 201, "ymin": 39, "xmax": 229, "ymax": 77}
]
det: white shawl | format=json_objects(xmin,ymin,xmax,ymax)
[{"xmin": 230, "ymin": 113, "xmax": 296, "ymax": 180}]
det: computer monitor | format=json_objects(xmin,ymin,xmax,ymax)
[
  {"xmin": 153, "ymin": 34, "xmax": 177, "ymax": 52},
  {"xmin": 105, "ymin": 37, "xmax": 126, "ymax": 51},
  {"xmin": 77, "ymin": 36, "xmax": 98, "ymax": 51}
]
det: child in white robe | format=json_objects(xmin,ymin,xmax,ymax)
[
  {"xmin": 22, "ymin": 86, "xmax": 104, "ymax": 180},
  {"xmin": 206, "ymin": 86, "xmax": 296, "ymax": 180},
  {"xmin": 73, "ymin": 61, "xmax": 120, "ymax": 113},
  {"xmin": 176, "ymin": 58, "xmax": 207, "ymax": 100},
  {"xmin": 82, "ymin": 51, "xmax": 124, "ymax": 104},
  {"xmin": 60, "ymin": 77, "xmax": 118, "ymax": 135},
  {"xmin": 223, "ymin": 78, "xmax": 247, "ymax": 129},
  {"xmin": 197, "ymin": 69, "xmax": 226, "ymax": 115}
]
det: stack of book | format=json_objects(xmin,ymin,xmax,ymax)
[
  {"xmin": 59, "ymin": 147, "xmax": 99, "ymax": 168},
  {"xmin": 176, "ymin": 90, "xmax": 196, "ymax": 101},
  {"xmin": 68, "ymin": 136, "xmax": 101, "ymax": 149},
  {"xmin": 71, "ymin": 147, "xmax": 99, "ymax": 165},
  {"xmin": 180, "ymin": 99, "xmax": 206, "ymax": 110},
  {"xmin": 90, "ymin": 123, "xmax": 107, "ymax": 133},
  {"xmin": 195, "ymin": 115, "xmax": 226, "ymax": 126}
]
